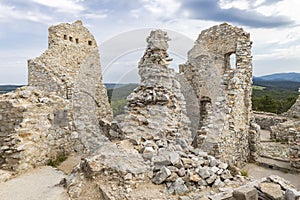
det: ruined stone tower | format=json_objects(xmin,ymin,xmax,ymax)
[
  {"xmin": 28, "ymin": 20, "xmax": 113, "ymax": 151},
  {"xmin": 114, "ymin": 30, "xmax": 191, "ymax": 146},
  {"xmin": 180, "ymin": 23, "xmax": 253, "ymax": 165},
  {"xmin": 0, "ymin": 21, "xmax": 113, "ymax": 172}
]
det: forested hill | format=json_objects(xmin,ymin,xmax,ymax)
[
  {"xmin": 253, "ymin": 72, "xmax": 300, "ymax": 91},
  {"xmin": 0, "ymin": 85, "xmax": 23, "ymax": 94},
  {"xmin": 256, "ymin": 72, "xmax": 300, "ymax": 82},
  {"xmin": 252, "ymin": 73, "xmax": 300, "ymax": 114}
]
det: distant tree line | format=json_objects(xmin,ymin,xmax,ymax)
[{"xmin": 252, "ymin": 89, "xmax": 298, "ymax": 114}]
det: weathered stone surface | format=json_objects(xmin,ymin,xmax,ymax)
[
  {"xmin": 112, "ymin": 30, "xmax": 191, "ymax": 149},
  {"xmin": 152, "ymin": 166, "xmax": 171, "ymax": 184},
  {"xmin": 168, "ymin": 178, "xmax": 188, "ymax": 195},
  {"xmin": 259, "ymin": 182, "xmax": 283, "ymax": 200},
  {"xmin": 286, "ymin": 93, "xmax": 300, "ymax": 119},
  {"xmin": 0, "ymin": 21, "xmax": 112, "ymax": 173},
  {"xmin": 28, "ymin": 20, "xmax": 113, "ymax": 152},
  {"xmin": 285, "ymin": 188, "xmax": 300, "ymax": 200},
  {"xmin": 233, "ymin": 186, "xmax": 258, "ymax": 200},
  {"xmin": 0, "ymin": 87, "xmax": 72, "ymax": 172},
  {"xmin": 179, "ymin": 23, "xmax": 254, "ymax": 166}
]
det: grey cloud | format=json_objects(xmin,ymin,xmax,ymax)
[{"xmin": 180, "ymin": 0, "xmax": 294, "ymax": 28}]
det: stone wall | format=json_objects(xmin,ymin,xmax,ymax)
[
  {"xmin": 287, "ymin": 93, "xmax": 300, "ymax": 119},
  {"xmin": 254, "ymin": 111, "xmax": 287, "ymax": 131},
  {"xmin": 111, "ymin": 30, "xmax": 191, "ymax": 146},
  {"xmin": 270, "ymin": 120, "xmax": 300, "ymax": 169},
  {"xmin": 0, "ymin": 21, "xmax": 112, "ymax": 172},
  {"xmin": 0, "ymin": 87, "xmax": 75, "ymax": 172},
  {"xmin": 180, "ymin": 23, "xmax": 253, "ymax": 165},
  {"xmin": 28, "ymin": 20, "xmax": 112, "ymax": 152}
]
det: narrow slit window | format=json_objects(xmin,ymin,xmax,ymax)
[
  {"xmin": 63, "ymin": 35, "xmax": 67, "ymax": 40},
  {"xmin": 75, "ymin": 38, "xmax": 79, "ymax": 44},
  {"xmin": 230, "ymin": 53, "xmax": 236, "ymax": 69},
  {"xmin": 88, "ymin": 40, "xmax": 92, "ymax": 46},
  {"xmin": 69, "ymin": 36, "xmax": 73, "ymax": 42}
]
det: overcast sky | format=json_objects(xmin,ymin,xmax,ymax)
[{"xmin": 0, "ymin": 0, "xmax": 300, "ymax": 84}]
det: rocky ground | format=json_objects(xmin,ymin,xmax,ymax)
[{"xmin": 0, "ymin": 155, "xmax": 299, "ymax": 199}]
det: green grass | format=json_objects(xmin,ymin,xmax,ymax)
[
  {"xmin": 240, "ymin": 169, "xmax": 249, "ymax": 177},
  {"xmin": 252, "ymin": 85, "xmax": 265, "ymax": 90},
  {"xmin": 47, "ymin": 154, "xmax": 68, "ymax": 167}
]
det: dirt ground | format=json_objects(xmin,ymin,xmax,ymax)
[
  {"xmin": 0, "ymin": 166, "xmax": 68, "ymax": 200},
  {"xmin": 244, "ymin": 163, "xmax": 300, "ymax": 190}
]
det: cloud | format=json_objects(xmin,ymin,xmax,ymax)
[
  {"xmin": 180, "ymin": 0, "xmax": 294, "ymax": 28},
  {"xmin": 83, "ymin": 13, "xmax": 107, "ymax": 19},
  {"xmin": 0, "ymin": 3, "xmax": 53, "ymax": 24},
  {"xmin": 30, "ymin": 0, "xmax": 84, "ymax": 13},
  {"xmin": 142, "ymin": 0, "xmax": 181, "ymax": 18}
]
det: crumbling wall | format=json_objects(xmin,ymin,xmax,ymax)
[
  {"xmin": 286, "ymin": 93, "xmax": 300, "ymax": 119},
  {"xmin": 0, "ymin": 87, "xmax": 74, "ymax": 172},
  {"xmin": 28, "ymin": 20, "xmax": 113, "ymax": 152},
  {"xmin": 180, "ymin": 23, "xmax": 253, "ymax": 165},
  {"xmin": 0, "ymin": 21, "xmax": 113, "ymax": 172},
  {"xmin": 254, "ymin": 111, "xmax": 287, "ymax": 131},
  {"xmin": 112, "ymin": 30, "xmax": 191, "ymax": 145}
]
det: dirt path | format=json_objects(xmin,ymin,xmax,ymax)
[
  {"xmin": 0, "ymin": 166, "xmax": 68, "ymax": 200},
  {"xmin": 244, "ymin": 163, "xmax": 300, "ymax": 190},
  {"xmin": 260, "ymin": 129, "xmax": 271, "ymax": 142}
]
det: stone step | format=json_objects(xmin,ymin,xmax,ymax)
[{"xmin": 256, "ymin": 156, "xmax": 300, "ymax": 174}]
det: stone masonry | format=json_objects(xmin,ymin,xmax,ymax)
[
  {"xmin": 287, "ymin": 91, "xmax": 300, "ymax": 119},
  {"xmin": 66, "ymin": 29, "xmax": 252, "ymax": 199},
  {"xmin": 179, "ymin": 23, "xmax": 255, "ymax": 166},
  {"xmin": 66, "ymin": 28, "xmax": 300, "ymax": 200},
  {"xmin": 0, "ymin": 87, "xmax": 73, "ymax": 171},
  {"xmin": 28, "ymin": 20, "xmax": 113, "ymax": 152},
  {"xmin": 0, "ymin": 21, "xmax": 112, "ymax": 172},
  {"xmin": 1, "ymin": 21, "xmax": 300, "ymax": 199},
  {"xmin": 110, "ymin": 30, "xmax": 192, "ymax": 146}
]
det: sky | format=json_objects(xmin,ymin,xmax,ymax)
[{"xmin": 0, "ymin": 0, "xmax": 300, "ymax": 84}]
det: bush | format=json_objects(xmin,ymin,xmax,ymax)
[
  {"xmin": 240, "ymin": 169, "xmax": 249, "ymax": 177},
  {"xmin": 47, "ymin": 154, "xmax": 68, "ymax": 167}
]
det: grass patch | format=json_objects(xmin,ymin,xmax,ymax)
[
  {"xmin": 47, "ymin": 154, "xmax": 68, "ymax": 167},
  {"xmin": 240, "ymin": 169, "xmax": 249, "ymax": 177},
  {"xmin": 253, "ymin": 85, "xmax": 265, "ymax": 90}
]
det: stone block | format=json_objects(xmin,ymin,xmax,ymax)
[
  {"xmin": 259, "ymin": 182, "xmax": 283, "ymax": 200},
  {"xmin": 233, "ymin": 186, "xmax": 258, "ymax": 200}
]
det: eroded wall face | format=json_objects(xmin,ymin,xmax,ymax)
[
  {"xmin": 0, "ymin": 87, "xmax": 76, "ymax": 171},
  {"xmin": 28, "ymin": 20, "xmax": 112, "ymax": 152},
  {"xmin": 114, "ymin": 30, "xmax": 191, "ymax": 146},
  {"xmin": 0, "ymin": 21, "xmax": 113, "ymax": 172},
  {"xmin": 180, "ymin": 23, "xmax": 254, "ymax": 165}
]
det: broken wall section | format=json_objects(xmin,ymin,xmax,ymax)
[
  {"xmin": 113, "ymin": 30, "xmax": 191, "ymax": 145},
  {"xmin": 180, "ymin": 23, "xmax": 254, "ymax": 165},
  {"xmin": 0, "ymin": 87, "xmax": 76, "ymax": 172},
  {"xmin": 28, "ymin": 20, "xmax": 112, "ymax": 152}
]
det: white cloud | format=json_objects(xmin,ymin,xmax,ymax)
[
  {"xmin": 142, "ymin": 0, "xmax": 181, "ymax": 18},
  {"xmin": 0, "ymin": 4, "xmax": 53, "ymax": 23},
  {"xmin": 30, "ymin": 0, "xmax": 84, "ymax": 13},
  {"xmin": 219, "ymin": 0, "xmax": 250, "ymax": 10},
  {"xmin": 83, "ymin": 13, "xmax": 107, "ymax": 19},
  {"xmin": 255, "ymin": 44, "xmax": 300, "ymax": 60}
]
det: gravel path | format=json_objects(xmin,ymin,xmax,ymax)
[{"xmin": 0, "ymin": 166, "xmax": 68, "ymax": 200}]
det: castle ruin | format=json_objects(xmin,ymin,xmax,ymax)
[
  {"xmin": 0, "ymin": 21, "xmax": 299, "ymax": 199},
  {"xmin": 180, "ymin": 23, "xmax": 256, "ymax": 165},
  {"xmin": 0, "ymin": 20, "xmax": 112, "ymax": 172}
]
